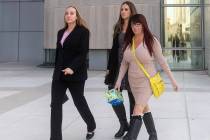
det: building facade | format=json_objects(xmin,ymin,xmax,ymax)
[
  {"xmin": 44, "ymin": 0, "xmax": 161, "ymax": 70},
  {"xmin": 0, "ymin": 0, "xmax": 210, "ymax": 75},
  {"xmin": 0, "ymin": 0, "xmax": 44, "ymax": 64}
]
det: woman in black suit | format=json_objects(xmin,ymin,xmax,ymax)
[{"xmin": 50, "ymin": 6, "xmax": 96, "ymax": 140}]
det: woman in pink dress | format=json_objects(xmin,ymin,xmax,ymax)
[{"xmin": 115, "ymin": 14, "xmax": 179, "ymax": 140}]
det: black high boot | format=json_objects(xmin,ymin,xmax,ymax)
[
  {"xmin": 122, "ymin": 115, "xmax": 142, "ymax": 140},
  {"xmin": 112, "ymin": 103, "xmax": 129, "ymax": 138},
  {"xmin": 143, "ymin": 112, "xmax": 158, "ymax": 140},
  {"xmin": 127, "ymin": 90, "xmax": 135, "ymax": 119}
]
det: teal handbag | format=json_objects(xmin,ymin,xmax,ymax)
[{"xmin": 105, "ymin": 89, "xmax": 124, "ymax": 106}]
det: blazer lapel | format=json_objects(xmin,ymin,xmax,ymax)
[
  {"xmin": 58, "ymin": 28, "xmax": 65, "ymax": 46},
  {"xmin": 62, "ymin": 25, "xmax": 78, "ymax": 46}
]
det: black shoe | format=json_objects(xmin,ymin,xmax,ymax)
[
  {"xmin": 112, "ymin": 104, "xmax": 129, "ymax": 138},
  {"xmin": 114, "ymin": 122, "xmax": 129, "ymax": 138},
  {"xmin": 143, "ymin": 112, "xmax": 158, "ymax": 140},
  {"xmin": 86, "ymin": 131, "xmax": 94, "ymax": 140},
  {"xmin": 122, "ymin": 115, "xmax": 142, "ymax": 140}
]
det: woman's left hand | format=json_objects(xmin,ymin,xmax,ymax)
[
  {"xmin": 172, "ymin": 80, "xmax": 179, "ymax": 92},
  {"xmin": 62, "ymin": 68, "xmax": 74, "ymax": 75}
]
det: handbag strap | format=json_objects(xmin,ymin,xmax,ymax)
[{"xmin": 131, "ymin": 38, "xmax": 151, "ymax": 79}]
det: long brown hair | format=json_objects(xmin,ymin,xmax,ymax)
[
  {"xmin": 64, "ymin": 6, "xmax": 88, "ymax": 30},
  {"xmin": 124, "ymin": 14, "xmax": 154, "ymax": 56},
  {"xmin": 113, "ymin": 1, "xmax": 137, "ymax": 37}
]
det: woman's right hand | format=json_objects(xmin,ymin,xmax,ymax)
[
  {"xmin": 114, "ymin": 80, "xmax": 121, "ymax": 91},
  {"xmin": 62, "ymin": 68, "xmax": 74, "ymax": 75}
]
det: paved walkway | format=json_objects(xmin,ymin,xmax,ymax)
[{"xmin": 0, "ymin": 62, "xmax": 210, "ymax": 140}]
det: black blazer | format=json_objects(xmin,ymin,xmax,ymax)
[
  {"xmin": 105, "ymin": 34, "xmax": 119, "ymax": 85},
  {"xmin": 52, "ymin": 25, "xmax": 89, "ymax": 81}
]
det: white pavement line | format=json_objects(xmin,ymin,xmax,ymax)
[
  {"xmin": 62, "ymin": 116, "xmax": 80, "ymax": 131},
  {"xmin": 183, "ymin": 71, "xmax": 191, "ymax": 140},
  {"xmin": 0, "ymin": 91, "xmax": 21, "ymax": 99},
  {"xmin": 184, "ymin": 92, "xmax": 192, "ymax": 140}
]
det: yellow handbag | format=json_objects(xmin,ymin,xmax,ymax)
[{"xmin": 131, "ymin": 38, "xmax": 165, "ymax": 98}]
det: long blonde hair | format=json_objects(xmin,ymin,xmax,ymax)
[{"xmin": 64, "ymin": 6, "xmax": 88, "ymax": 30}]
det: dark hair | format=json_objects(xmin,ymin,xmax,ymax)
[
  {"xmin": 124, "ymin": 14, "xmax": 154, "ymax": 56},
  {"xmin": 64, "ymin": 6, "xmax": 88, "ymax": 30},
  {"xmin": 113, "ymin": 1, "xmax": 137, "ymax": 37}
]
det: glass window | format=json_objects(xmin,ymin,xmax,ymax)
[
  {"xmin": 205, "ymin": 0, "xmax": 210, "ymax": 4},
  {"xmin": 164, "ymin": 7, "xmax": 202, "ymax": 49},
  {"xmin": 163, "ymin": 49, "xmax": 204, "ymax": 69},
  {"xmin": 164, "ymin": 0, "xmax": 200, "ymax": 4}
]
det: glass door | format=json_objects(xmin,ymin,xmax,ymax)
[{"xmin": 162, "ymin": 0, "xmax": 205, "ymax": 70}]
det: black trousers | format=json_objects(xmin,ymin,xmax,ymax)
[{"xmin": 50, "ymin": 80, "xmax": 96, "ymax": 140}]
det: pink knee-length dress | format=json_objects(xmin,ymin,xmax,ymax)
[{"xmin": 117, "ymin": 38, "xmax": 173, "ymax": 106}]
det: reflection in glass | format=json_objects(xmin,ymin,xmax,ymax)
[
  {"xmin": 163, "ymin": 49, "xmax": 203, "ymax": 69},
  {"xmin": 205, "ymin": 0, "xmax": 210, "ymax": 4},
  {"xmin": 164, "ymin": 7, "xmax": 202, "ymax": 49},
  {"xmin": 164, "ymin": 0, "xmax": 200, "ymax": 4}
]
